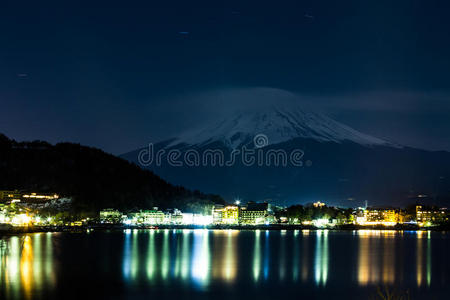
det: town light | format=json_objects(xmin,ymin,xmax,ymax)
[
  {"xmin": 11, "ymin": 214, "xmax": 31, "ymax": 226},
  {"xmin": 193, "ymin": 215, "xmax": 213, "ymax": 225},
  {"xmin": 313, "ymin": 219, "xmax": 330, "ymax": 228}
]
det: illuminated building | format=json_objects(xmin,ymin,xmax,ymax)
[
  {"xmin": 279, "ymin": 216, "xmax": 288, "ymax": 223},
  {"xmin": 366, "ymin": 208, "xmax": 397, "ymax": 222},
  {"xmin": 0, "ymin": 202, "xmax": 35, "ymax": 226},
  {"xmin": 213, "ymin": 205, "xmax": 224, "ymax": 224},
  {"xmin": 11, "ymin": 213, "xmax": 32, "ymax": 226},
  {"xmin": 312, "ymin": 218, "xmax": 335, "ymax": 228},
  {"xmin": 0, "ymin": 190, "xmax": 59, "ymax": 204},
  {"xmin": 192, "ymin": 214, "xmax": 213, "ymax": 225},
  {"xmin": 353, "ymin": 208, "xmax": 365, "ymax": 223},
  {"xmin": 396, "ymin": 209, "xmax": 407, "ymax": 224},
  {"xmin": 171, "ymin": 213, "xmax": 183, "ymax": 224},
  {"xmin": 182, "ymin": 213, "xmax": 194, "ymax": 224},
  {"xmin": 265, "ymin": 214, "xmax": 276, "ymax": 224},
  {"xmin": 22, "ymin": 193, "xmax": 59, "ymax": 201},
  {"xmin": 167, "ymin": 209, "xmax": 183, "ymax": 224},
  {"xmin": 221, "ymin": 205, "xmax": 239, "ymax": 225},
  {"xmin": 100, "ymin": 208, "xmax": 123, "ymax": 223},
  {"xmin": 240, "ymin": 202, "xmax": 269, "ymax": 225},
  {"xmin": 136, "ymin": 208, "xmax": 165, "ymax": 225},
  {"xmin": 357, "ymin": 207, "xmax": 400, "ymax": 226},
  {"xmin": 313, "ymin": 201, "xmax": 325, "ymax": 208},
  {"xmin": 0, "ymin": 190, "xmax": 23, "ymax": 203},
  {"xmin": 416, "ymin": 205, "xmax": 448, "ymax": 226}
]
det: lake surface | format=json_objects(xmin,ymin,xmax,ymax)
[{"xmin": 1, "ymin": 229, "xmax": 449, "ymax": 299}]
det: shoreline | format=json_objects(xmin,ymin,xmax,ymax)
[{"xmin": 1, "ymin": 223, "xmax": 449, "ymax": 235}]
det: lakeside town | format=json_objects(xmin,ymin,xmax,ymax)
[{"xmin": 1, "ymin": 189, "xmax": 449, "ymax": 231}]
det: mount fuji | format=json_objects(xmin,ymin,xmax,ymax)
[
  {"xmin": 121, "ymin": 104, "xmax": 450, "ymax": 207},
  {"xmin": 163, "ymin": 105, "xmax": 394, "ymax": 149}
]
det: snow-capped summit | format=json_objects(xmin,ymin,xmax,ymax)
[
  {"xmin": 121, "ymin": 91, "xmax": 449, "ymax": 207},
  {"xmin": 165, "ymin": 104, "xmax": 394, "ymax": 149}
]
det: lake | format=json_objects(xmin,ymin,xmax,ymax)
[{"xmin": 0, "ymin": 229, "xmax": 449, "ymax": 299}]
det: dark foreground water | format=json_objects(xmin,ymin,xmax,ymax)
[{"xmin": 1, "ymin": 229, "xmax": 449, "ymax": 300}]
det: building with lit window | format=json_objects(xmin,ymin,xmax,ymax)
[
  {"xmin": 221, "ymin": 205, "xmax": 240, "ymax": 225},
  {"xmin": 365, "ymin": 207, "xmax": 397, "ymax": 223},
  {"xmin": 356, "ymin": 207, "xmax": 400, "ymax": 226},
  {"xmin": 137, "ymin": 208, "xmax": 165, "ymax": 225},
  {"xmin": 99, "ymin": 208, "xmax": 123, "ymax": 223},
  {"xmin": 313, "ymin": 201, "xmax": 325, "ymax": 208},
  {"xmin": 0, "ymin": 190, "xmax": 23, "ymax": 203},
  {"xmin": 164, "ymin": 208, "xmax": 183, "ymax": 224},
  {"xmin": 240, "ymin": 202, "xmax": 269, "ymax": 225},
  {"xmin": 416, "ymin": 205, "xmax": 448, "ymax": 226},
  {"xmin": 213, "ymin": 205, "xmax": 224, "ymax": 224},
  {"xmin": 22, "ymin": 192, "xmax": 59, "ymax": 201},
  {"xmin": 0, "ymin": 190, "xmax": 59, "ymax": 204}
]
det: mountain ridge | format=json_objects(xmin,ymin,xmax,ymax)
[
  {"xmin": 163, "ymin": 105, "xmax": 398, "ymax": 150},
  {"xmin": 0, "ymin": 133, "xmax": 224, "ymax": 213},
  {"xmin": 121, "ymin": 105, "xmax": 450, "ymax": 207}
]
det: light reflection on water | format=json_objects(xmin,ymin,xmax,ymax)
[
  {"xmin": 0, "ymin": 229, "xmax": 448, "ymax": 299},
  {"xmin": 314, "ymin": 230, "xmax": 329, "ymax": 286},
  {"xmin": 252, "ymin": 230, "xmax": 261, "ymax": 282},
  {"xmin": 118, "ymin": 229, "xmax": 441, "ymax": 289},
  {"xmin": 191, "ymin": 229, "xmax": 210, "ymax": 288},
  {"xmin": 0, "ymin": 233, "xmax": 56, "ymax": 299},
  {"xmin": 146, "ymin": 230, "xmax": 156, "ymax": 280},
  {"xmin": 416, "ymin": 230, "xmax": 432, "ymax": 287}
]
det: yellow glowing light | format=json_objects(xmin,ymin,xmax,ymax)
[{"xmin": 11, "ymin": 214, "xmax": 31, "ymax": 226}]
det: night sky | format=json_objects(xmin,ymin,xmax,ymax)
[{"xmin": 1, "ymin": 0, "xmax": 450, "ymax": 154}]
